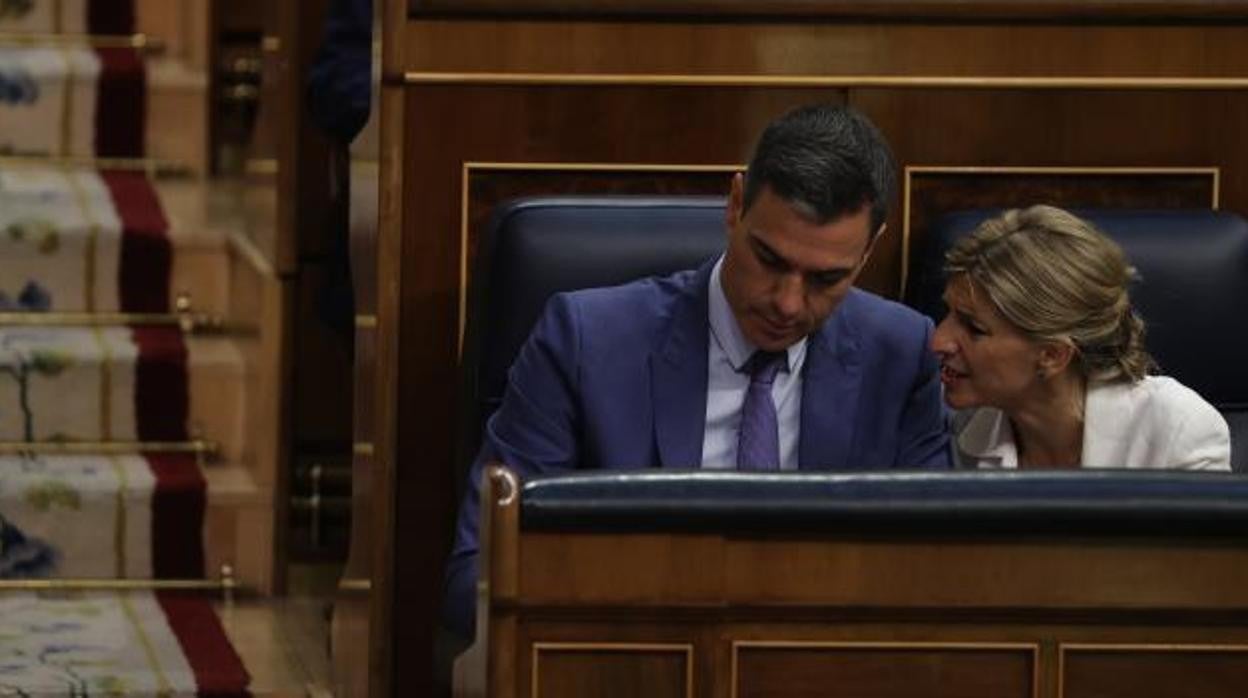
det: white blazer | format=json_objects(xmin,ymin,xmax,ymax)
[{"xmin": 954, "ymin": 376, "xmax": 1231, "ymax": 471}]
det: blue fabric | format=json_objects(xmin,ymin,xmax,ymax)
[
  {"xmin": 306, "ymin": 0, "xmax": 373, "ymax": 144},
  {"xmin": 443, "ymin": 259, "xmax": 951, "ymax": 637}
]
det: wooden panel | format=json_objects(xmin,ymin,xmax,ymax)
[
  {"xmin": 409, "ymin": 0, "xmax": 1248, "ymax": 20},
  {"xmin": 395, "ymin": 23, "xmax": 1248, "ymax": 77},
  {"xmin": 735, "ymin": 644, "xmax": 1034, "ymax": 698},
  {"xmin": 901, "ymin": 168, "xmax": 1216, "ymax": 297},
  {"xmin": 1063, "ymin": 646, "xmax": 1248, "ymax": 698},
  {"xmin": 533, "ymin": 644, "xmax": 691, "ymax": 698}
]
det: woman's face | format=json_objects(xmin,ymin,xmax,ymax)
[{"xmin": 930, "ymin": 276, "xmax": 1045, "ymax": 411}]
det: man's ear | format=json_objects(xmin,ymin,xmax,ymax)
[
  {"xmin": 725, "ymin": 172, "xmax": 744, "ymax": 229},
  {"xmin": 862, "ymin": 222, "xmax": 886, "ymax": 264}
]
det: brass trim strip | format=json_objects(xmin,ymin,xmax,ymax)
[
  {"xmin": 0, "ymin": 440, "xmax": 220, "ymax": 456},
  {"xmin": 459, "ymin": 161, "xmax": 741, "ymax": 356},
  {"xmin": 899, "ymin": 165, "xmax": 1221, "ymax": 298},
  {"xmin": 0, "ymin": 578, "xmax": 229, "ymax": 591},
  {"xmin": 0, "ymin": 311, "xmax": 224, "ymax": 332},
  {"xmin": 0, "ymin": 32, "xmax": 165, "ymax": 53},
  {"xmin": 227, "ymin": 230, "xmax": 276, "ymax": 278},
  {"xmin": 731, "ymin": 640, "xmax": 1040, "ymax": 698},
  {"xmin": 354, "ymin": 442, "xmax": 375, "ymax": 456},
  {"xmin": 245, "ymin": 158, "xmax": 279, "ymax": 176},
  {"xmin": 338, "ymin": 578, "xmax": 373, "ymax": 593},
  {"xmin": 355, "ymin": 314, "xmax": 378, "ymax": 329},
  {"xmin": 532, "ymin": 642, "xmax": 694, "ymax": 698},
  {"xmin": 0, "ymin": 155, "xmax": 192, "ymax": 177},
  {"xmin": 407, "ymin": 72, "xmax": 1248, "ymax": 90}
]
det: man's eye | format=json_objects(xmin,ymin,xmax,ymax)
[
  {"xmin": 808, "ymin": 273, "xmax": 843, "ymax": 290},
  {"xmin": 755, "ymin": 247, "xmax": 784, "ymax": 269}
]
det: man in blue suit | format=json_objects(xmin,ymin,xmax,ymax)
[{"xmin": 444, "ymin": 104, "xmax": 950, "ymax": 638}]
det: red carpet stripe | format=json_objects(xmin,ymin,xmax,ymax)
[
  {"xmin": 87, "ymin": 0, "xmax": 136, "ymax": 34},
  {"xmin": 94, "ymin": 47, "xmax": 147, "ymax": 158},
  {"xmin": 157, "ymin": 592, "xmax": 252, "ymax": 697},
  {"xmin": 147, "ymin": 453, "xmax": 206, "ymax": 578},
  {"xmin": 131, "ymin": 326, "xmax": 189, "ymax": 442},
  {"xmin": 102, "ymin": 169, "xmax": 172, "ymax": 313}
]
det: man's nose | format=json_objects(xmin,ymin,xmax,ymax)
[{"xmin": 772, "ymin": 273, "xmax": 804, "ymax": 318}]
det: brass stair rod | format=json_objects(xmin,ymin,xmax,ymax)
[
  {"xmin": 0, "ymin": 311, "xmax": 224, "ymax": 332},
  {"xmin": 0, "ymin": 32, "xmax": 165, "ymax": 54},
  {"xmin": 0, "ymin": 154, "xmax": 192, "ymax": 178},
  {"xmin": 0, "ymin": 440, "xmax": 220, "ymax": 457}
]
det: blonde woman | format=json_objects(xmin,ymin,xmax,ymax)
[{"xmin": 931, "ymin": 205, "xmax": 1230, "ymax": 470}]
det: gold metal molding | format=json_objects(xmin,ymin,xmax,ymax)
[
  {"xmin": 1057, "ymin": 643, "xmax": 1248, "ymax": 698},
  {"xmin": 0, "ymin": 32, "xmax": 165, "ymax": 53},
  {"xmin": 0, "ymin": 155, "xmax": 192, "ymax": 177},
  {"xmin": 0, "ymin": 440, "xmax": 220, "ymax": 457},
  {"xmin": 353, "ymin": 442, "xmax": 375, "ymax": 456},
  {"xmin": 355, "ymin": 314, "xmax": 378, "ymax": 329},
  {"xmin": 338, "ymin": 577, "xmax": 373, "ymax": 593},
  {"xmin": 531, "ymin": 642, "xmax": 694, "ymax": 698},
  {"xmin": 731, "ymin": 640, "xmax": 1040, "ymax": 698},
  {"xmin": 0, "ymin": 311, "xmax": 224, "ymax": 332},
  {"xmin": 0, "ymin": 578, "xmax": 227, "ymax": 591},
  {"xmin": 458, "ymin": 161, "xmax": 741, "ymax": 356},
  {"xmin": 406, "ymin": 72, "xmax": 1248, "ymax": 90},
  {"xmin": 899, "ymin": 165, "xmax": 1221, "ymax": 298}
]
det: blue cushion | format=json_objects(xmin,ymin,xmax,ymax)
[{"xmin": 520, "ymin": 470, "xmax": 1248, "ymax": 534}]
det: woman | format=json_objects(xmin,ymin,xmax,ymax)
[{"xmin": 931, "ymin": 205, "xmax": 1230, "ymax": 470}]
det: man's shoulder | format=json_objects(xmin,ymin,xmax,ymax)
[
  {"xmin": 557, "ymin": 267, "xmax": 701, "ymax": 319},
  {"xmin": 835, "ymin": 287, "xmax": 935, "ymax": 344}
]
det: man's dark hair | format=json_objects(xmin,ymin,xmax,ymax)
[{"xmin": 743, "ymin": 103, "xmax": 897, "ymax": 237}]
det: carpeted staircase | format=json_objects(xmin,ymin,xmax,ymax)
[{"xmin": 1, "ymin": 1, "xmax": 294, "ymax": 695}]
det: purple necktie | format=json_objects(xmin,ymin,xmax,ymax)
[{"xmin": 737, "ymin": 351, "xmax": 787, "ymax": 471}]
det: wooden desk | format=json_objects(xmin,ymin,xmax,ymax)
[{"xmin": 458, "ymin": 467, "xmax": 1248, "ymax": 698}]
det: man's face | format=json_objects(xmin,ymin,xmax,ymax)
[{"xmin": 720, "ymin": 174, "xmax": 878, "ymax": 352}]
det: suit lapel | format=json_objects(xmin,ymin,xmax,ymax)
[
  {"xmin": 651, "ymin": 262, "xmax": 713, "ymax": 468},
  {"xmin": 798, "ymin": 293, "xmax": 863, "ymax": 470}
]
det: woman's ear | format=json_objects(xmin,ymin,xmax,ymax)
[{"xmin": 1037, "ymin": 340, "xmax": 1077, "ymax": 378}]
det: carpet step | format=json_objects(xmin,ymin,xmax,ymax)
[
  {"xmin": 0, "ymin": 591, "xmax": 326, "ymax": 696},
  {"xmin": 0, "ymin": 455, "xmax": 272, "ymax": 590},
  {"xmin": 0, "ymin": 328, "xmax": 248, "ymax": 464},
  {"xmin": 0, "ymin": 165, "xmax": 241, "ymax": 317},
  {"xmin": 0, "ymin": 44, "xmax": 207, "ymax": 171}
]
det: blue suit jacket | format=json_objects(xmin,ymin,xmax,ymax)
[{"xmin": 444, "ymin": 260, "xmax": 950, "ymax": 636}]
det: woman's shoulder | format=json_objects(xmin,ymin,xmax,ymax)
[{"xmin": 1087, "ymin": 375, "xmax": 1230, "ymax": 470}]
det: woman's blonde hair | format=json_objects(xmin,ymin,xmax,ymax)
[{"xmin": 944, "ymin": 205, "xmax": 1155, "ymax": 384}]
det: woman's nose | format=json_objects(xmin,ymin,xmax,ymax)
[{"xmin": 931, "ymin": 315, "xmax": 957, "ymax": 354}]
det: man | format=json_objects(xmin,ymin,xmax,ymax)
[{"xmin": 444, "ymin": 104, "xmax": 950, "ymax": 637}]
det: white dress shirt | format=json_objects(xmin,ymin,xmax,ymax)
[
  {"xmin": 701, "ymin": 257, "xmax": 807, "ymax": 470},
  {"xmin": 954, "ymin": 375, "xmax": 1231, "ymax": 471}
]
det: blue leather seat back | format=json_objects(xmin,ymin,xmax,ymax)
[
  {"xmin": 465, "ymin": 196, "xmax": 727, "ymax": 436},
  {"xmin": 906, "ymin": 209, "xmax": 1248, "ymax": 472}
]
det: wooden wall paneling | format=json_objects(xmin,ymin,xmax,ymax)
[
  {"xmin": 853, "ymin": 88, "xmax": 1248, "ymax": 296},
  {"xmin": 1061, "ymin": 645, "xmax": 1248, "ymax": 698},
  {"xmin": 396, "ymin": 22, "xmax": 1248, "ymax": 77},
  {"xmin": 407, "ymin": 0, "xmax": 1248, "ymax": 21},
  {"xmin": 371, "ymin": 77, "xmax": 408, "ymax": 698},
  {"xmin": 733, "ymin": 643, "xmax": 1036, "ymax": 698}
]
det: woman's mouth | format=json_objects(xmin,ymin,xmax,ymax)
[{"xmin": 940, "ymin": 364, "xmax": 968, "ymax": 385}]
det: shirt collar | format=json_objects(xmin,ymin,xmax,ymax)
[
  {"xmin": 956, "ymin": 406, "xmax": 1019, "ymax": 467},
  {"xmin": 708, "ymin": 256, "xmax": 807, "ymax": 373}
]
